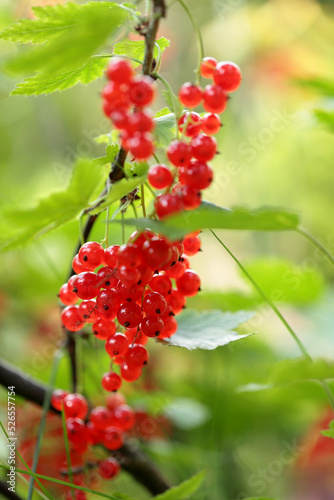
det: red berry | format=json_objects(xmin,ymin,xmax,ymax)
[
  {"xmin": 106, "ymin": 393, "xmax": 126, "ymax": 410},
  {"xmin": 116, "ymin": 265, "xmax": 141, "ymax": 287},
  {"xmin": 180, "ymin": 185, "xmax": 202, "ymax": 210},
  {"xmin": 178, "ymin": 112, "xmax": 202, "ymax": 137},
  {"xmin": 110, "ymin": 108, "xmax": 130, "ymax": 130},
  {"xmin": 98, "ymin": 457, "xmax": 120, "ymax": 480},
  {"xmin": 96, "ymin": 289, "xmax": 120, "ymax": 319},
  {"xmin": 117, "ymin": 282, "xmax": 143, "ymax": 302},
  {"xmin": 105, "ymin": 333, "xmax": 129, "ymax": 357},
  {"xmin": 61, "ymin": 306, "xmax": 83, "ymax": 332},
  {"xmin": 103, "ymin": 427, "xmax": 123, "ymax": 450},
  {"xmin": 200, "ymin": 57, "xmax": 217, "ymax": 78},
  {"xmin": 78, "ymin": 300, "xmax": 98, "ymax": 323},
  {"xmin": 128, "ymin": 110, "xmax": 154, "ymax": 134},
  {"xmin": 176, "ymin": 270, "xmax": 201, "ymax": 297},
  {"xmin": 86, "ymin": 421, "xmax": 103, "ymax": 445},
  {"xmin": 142, "ymin": 237, "xmax": 172, "ymax": 270},
  {"xmin": 92, "ymin": 319, "xmax": 116, "ymax": 340},
  {"xmin": 148, "ymin": 164, "xmax": 173, "ymax": 190},
  {"xmin": 104, "ymin": 245, "xmax": 120, "ymax": 267},
  {"xmin": 129, "ymin": 228, "xmax": 155, "ymax": 248},
  {"xmin": 90, "ymin": 406, "xmax": 112, "ymax": 430},
  {"xmin": 78, "ymin": 242, "xmax": 104, "ymax": 270},
  {"xmin": 191, "ymin": 134, "xmax": 217, "ymax": 162},
  {"xmin": 179, "ymin": 160, "xmax": 213, "ymax": 190},
  {"xmin": 143, "ymin": 292, "xmax": 167, "ymax": 316},
  {"xmin": 129, "ymin": 133, "xmax": 154, "ymax": 161},
  {"xmin": 102, "ymin": 81, "xmax": 122, "ymax": 102},
  {"xmin": 203, "ymin": 84, "xmax": 228, "ymax": 114},
  {"xmin": 102, "ymin": 372, "xmax": 122, "ymax": 392},
  {"xmin": 73, "ymin": 272, "xmax": 99, "ymax": 300},
  {"xmin": 66, "ymin": 417, "xmax": 86, "ymax": 443},
  {"xmin": 114, "ymin": 404, "xmax": 136, "ymax": 431},
  {"xmin": 167, "ymin": 289, "xmax": 186, "ymax": 314},
  {"xmin": 106, "ymin": 59, "xmax": 133, "ymax": 84},
  {"xmin": 59, "ymin": 283, "xmax": 78, "ymax": 306},
  {"xmin": 51, "ymin": 389, "xmax": 69, "ymax": 411},
  {"xmin": 63, "ymin": 393, "xmax": 88, "ymax": 420},
  {"xmin": 183, "ymin": 235, "xmax": 201, "ymax": 255},
  {"xmin": 120, "ymin": 362, "xmax": 142, "ymax": 382},
  {"xmin": 72, "ymin": 254, "xmax": 89, "ymax": 274},
  {"xmin": 167, "ymin": 140, "xmax": 192, "ymax": 167},
  {"xmin": 117, "ymin": 244, "xmax": 144, "ymax": 269},
  {"xmin": 154, "ymin": 193, "xmax": 184, "ymax": 220},
  {"xmin": 213, "ymin": 61, "xmax": 242, "ymax": 92},
  {"xmin": 137, "ymin": 264, "xmax": 154, "ymax": 286},
  {"xmin": 128, "ymin": 75, "xmax": 155, "ymax": 106},
  {"xmin": 125, "ymin": 344, "xmax": 149, "ymax": 368},
  {"xmin": 117, "ymin": 302, "xmax": 143, "ymax": 328},
  {"xmin": 149, "ymin": 274, "xmax": 172, "ymax": 296},
  {"xmin": 160, "ymin": 316, "xmax": 178, "ymax": 338},
  {"xmin": 141, "ymin": 316, "xmax": 164, "ymax": 337},
  {"xmin": 178, "ymin": 83, "xmax": 202, "ymax": 108},
  {"xmin": 201, "ymin": 113, "xmax": 221, "ymax": 135},
  {"xmin": 165, "ymin": 260, "xmax": 186, "ymax": 279},
  {"xmin": 96, "ymin": 266, "xmax": 118, "ymax": 289}
]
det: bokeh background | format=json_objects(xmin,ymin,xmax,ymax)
[{"xmin": 0, "ymin": 0, "xmax": 334, "ymax": 498}]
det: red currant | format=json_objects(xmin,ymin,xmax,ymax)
[
  {"xmin": 178, "ymin": 112, "xmax": 202, "ymax": 137},
  {"xmin": 102, "ymin": 372, "xmax": 122, "ymax": 392},
  {"xmin": 129, "ymin": 132, "xmax": 154, "ymax": 161},
  {"xmin": 149, "ymin": 274, "xmax": 172, "ymax": 296},
  {"xmin": 201, "ymin": 113, "xmax": 221, "ymax": 135},
  {"xmin": 180, "ymin": 185, "xmax": 202, "ymax": 210},
  {"xmin": 117, "ymin": 302, "xmax": 143, "ymax": 328},
  {"xmin": 66, "ymin": 417, "xmax": 86, "ymax": 443},
  {"xmin": 106, "ymin": 59, "xmax": 133, "ymax": 84},
  {"xmin": 117, "ymin": 244, "xmax": 144, "ymax": 269},
  {"xmin": 143, "ymin": 292, "xmax": 167, "ymax": 316},
  {"xmin": 105, "ymin": 333, "xmax": 129, "ymax": 357},
  {"xmin": 73, "ymin": 272, "xmax": 99, "ymax": 301},
  {"xmin": 128, "ymin": 110, "xmax": 154, "ymax": 134},
  {"xmin": 154, "ymin": 193, "xmax": 184, "ymax": 219},
  {"xmin": 61, "ymin": 306, "xmax": 83, "ymax": 332},
  {"xmin": 203, "ymin": 84, "xmax": 228, "ymax": 114},
  {"xmin": 104, "ymin": 245, "xmax": 120, "ymax": 267},
  {"xmin": 148, "ymin": 164, "xmax": 173, "ymax": 190},
  {"xmin": 128, "ymin": 75, "xmax": 155, "ymax": 106},
  {"xmin": 176, "ymin": 270, "xmax": 201, "ymax": 297},
  {"xmin": 103, "ymin": 427, "xmax": 123, "ymax": 450},
  {"xmin": 96, "ymin": 289, "xmax": 120, "ymax": 319},
  {"xmin": 78, "ymin": 300, "xmax": 98, "ymax": 323},
  {"xmin": 213, "ymin": 61, "xmax": 242, "ymax": 92},
  {"xmin": 167, "ymin": 140, "xmax": 192, "ymax": 167},
  {"xmin": 98, "ymin": 457, "xmax": 120, "ymax": 480},
  {"xmin": 200, "ymin": 57, "xmax": 217, "ymax": 78},
  {"xmin": 78, "ymin": 242, "xmax": 104, "ymax": 270},
  {"xmin": 183, "ymin": 235, "xmax": 201, "ymax": 255},
  {"xmin": 178, "ymin": 83, "xmax": 202, "ymax": 107},
  {"xmin": 113, "ymin": 404, "xmax": 136, "ymax": 431},
  {"xmin": 92, "ymin": 319, "xmax": 116, "ymax": 340},
  {"xmin": 191, "ymin": 134, "xmax": 217, "ymax": 162},
  {"xmin": 167, "ymin": 289, "xmax": 186, "ymax": 314},
  {"xmin": 59, "ymin": 283, "xmax": 77, "ymax": 306},
  {"xmin": 120, "ymin": 362, "xmax": 142, "ymax": 382},
  {"xmin": 96, "ymin": 266, "xmax": 118, "ymax": 289},
  {"xmin": 63, "ymin": 393, "xmax": 89, "ymax": 420},
  {"xmin": 142, "ymin": 237, "xmax": 172, "ymax": 270},
  {"xmin": 125, "ymin": 344, "xmax": 149, "ymax": 368},
  {"xmin": 51, "ymin": 389, "xmax": 69, "ymax": 411},
  {"xmin": 90, "ymin": 406, "xmax": 113, "ymax": 430},
  {"xmin": 141, "ymin": 316, "xmax": 164, "ymax": 337}
]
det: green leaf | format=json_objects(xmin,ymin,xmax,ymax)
[
  {"xmin": 314, "ymin": 109, "xmax": 334, "ymax": 133},
  {"xmin": 162, "ymin": 88, "xmax": 184, "ymax": 120},
  {"xmin": 119, "ymin": 202, "xmax": 302, "ymax": 240},
  {"xmin": 153, "ymin": 471, "xmax": 205, "ymax": 500},
  {"xmin": 4, "ymin": 2, "xmax": 129, "ymax": 74},
  {"xmin": 155, "ymin": 107, "xmax": 171, "ymax": 118},
  {"xmin": 93, "ymin": 144, "xmax": 120, "ymax": 167},
  {"xmin": 270, "ymin": 357, "xmax": 334, "ymax": 385},
  {"xmin": 110, "ymin": 494, "xmax": 137, "ymax": 500},
  {"xmin": 0, "ymin": 158, "xmax": 109, "ymax": 252},
  {"xmin": 153, "ymin": 113, "xmax": 176, "ymax": 148},
  {"xmin": 241, "ymin": 498, "xmax": 276, "ymax": 500},
  {"xmin": 321, "ymin": 420, "xmax": 334, "ymax": 439},
  {"xmin": 295, "ymin": 77, "xmax": 334, "ymax": 96},
  {"xmin": 163, "ymin": 310, "xmax": 255, "ymax": 350},
  {"xmin": 90, "ymin": 175, "xmax": 147, "ymax": 215},
  {"xmin": 11, "ymin": 55, "xmax": 109, "ymax": 95},
  {"xmin": 164, "ymin": 398, "xmax": 210, "ymax": 430},
  {"xmin": 113, "ymin": 37, "xmax": 170, "ymax": 66}
]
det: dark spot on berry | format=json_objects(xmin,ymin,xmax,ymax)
[
  {"xmin": 83, "ymin": 255, "xmax": 88, "ymax": 262},
  {"xmin": 127, "ymin": 298, "xmax": 132, "ymax": 302},
  {"xmin": 156, "ymin": 309, "xmax": 161, "ymax": 314},
  {"xmin": 171, "ymin": 261, "xmax": 176, "ymax": 267},
  {"xmin": 170, "ymin": 311, "xmax": 175, "ymax": 316},
  {"xmin": 124, "ymin": 322, "xmax": 130, "ymax": 328},
  {"xmin": 72, "ymin": 287, "xmax": 78, "ymax": 293},
  {"xmin": 83, "ymin": 314, "xmax": 88, "ymax": 319},
  {"xmin": 105, "ymin": 281, "xmax": 110, "ymax": 286},
  {"xmin": 103, "ymin": 305, "xmax": 109, "ymax": 310},
  {"xmin": 183, "ymin": 305, "xmax": 186, "ymax": 309},
  {"xmin": 198, "ymin": 287, "xmax": 201, "ymax": 291},
  {"xmin": 112, "ymin": 389, "xmax": 117, "ymax": 393},
  {"xmin": 93, "ymin": 330, "xmax": 98, "ymax": 336},
  {"xmin": 155, "ymin": 331, "xmax": 160, "ymax": 336},
  {"xmin": 143, "ymin": 360, "xmax": 147, "ymax": 365},
  {"xmin": 113, "ymin": 350, "xmax": 119, "ymax": 355},
  {"xmin": 154, "ymin": 269, "xmax": 159, "ymax": 274},
  {"xmin": 57, "ymin": 294, "xmax": 60, "ymax": 297}
]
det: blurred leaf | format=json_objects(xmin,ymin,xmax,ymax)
[
  {"xmin": 271, "ymin": 357, "xmax": 334, "ymax": 385},
  {"xmin": 93, "ymin": 144, "xmax": 120, "ymax": 167},
  {"xmin": 11, "ymin": 55, "xmax": 109, "ymax": 95},
  {"xmin": 321, "ymin": 420, "xmax": 334, "ymax": 439},
  {"xmin": 164, "ymin": 398, "xmax": 210, "ymax": 430},
  {"xmin": 113, "ymin": 37, "xmax": 170, "ymax": 66},
  {"xmin": 4, "ymin": 2, "xmax": 129, "ymax": 74},
  {"xmin": 0, "ymin": 158, "xmax": 109, "ymax": 252},
  {"xmin": 154, "ymin": 113, "xmax": 175, "ymax": 148},
  {"xmin": 314, "ymin": 109, "xmax": 334, "ymax": 133},
  {"xmin": 295, "ymin": 77, "xmax": 334, "ymax": 96},
  {"xmin": 164, "ymin": 310, "xmax": 255, "ymax": 350},
  {"xmin": 111, "ymin": 494, "xmax": 137, "ymax": 500},
  {"xmin": 188, "ymin": 291, "xmax": 259, "ymax": 312},
  {"xmin": 90, "ymin": 175, "xmax": 146, "ymax": 215},
  {"xmin": 155, "ymin": 107, "xmax": 171, "ymax": 118},
  {"xmin": 162, "ymin": 89, "xmax": 183, "ymax": 120},
  {"xmin": 153, "ymin": 471, "xmax": 205, "ymax": 500},
  {"xmin": 242, "ymin": 498, "xmax": 276, "ymax": 500},
  {"xmin": 119, "ymin": 202, "xmax": 302, "ymax": 240},
  {"xmin": 242, "ymin": 258, "xmax": 324, "ymax": 305}
]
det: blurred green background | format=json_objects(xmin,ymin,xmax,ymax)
[{"xmin": 0, "ymin": 0, "xmax": 334, "ymax": 499}]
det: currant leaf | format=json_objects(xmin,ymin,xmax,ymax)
[
  {"xmin": 113, "ymin": 37, "xmax": 170, "ymax": 66},
  {"xmin": 153, "ymin": 471, "xmax": 205, "ymax": 500},
  {"xmin": 153, "ymin": 113, "xmax": 175, "ymax": 148},
  {"xmin": 314, "ymin": 109, "xmax": 334, "ymax": 133}
]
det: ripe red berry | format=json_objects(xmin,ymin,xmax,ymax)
[
  {"xmin": 96, "ymin": 289, "xmax": 120, "ymax": 319},
  {"xmin": 183, "ymin": 235, "xmax": 201, "ymax": 255},
  {"xmin": 160, "ymin": 316, "xmax": 178, "ymax": 338},
  {"xmin": 66, "ymin": 417, "xmax": 86, "ymax": 443},
  {"xmin": 178, "ymin": 83, "xmax": 203, "ymax": 107},
  {"xmin": 203, "ymin": 84, "xmax": 228, "ymax": 114},
  {"xmin": 59, "ymin": 283, "xmax": 78, "ymax": 306},
  {"xmin": 148, "ymin": 164, "xmax": 173, "ymax": 190},
  {"xmin": 129, "ymin": 228, "xmax": 155, "ymax": 248},
  {"xmin": 72, "ymin": 254, "xmax": 91, "ymax": 274},
  {"xmin": 86, "ymin": 421, "xmax": 104, "ymax": 445},
  {"xmin": 78, "ymin": 242, "xmax": 104, "ymax": 270},
  {"xmin": 104, "ymin": 245, "xmax": 120, "ymax": 267},
  {"xmin": 165, "ymin": 260, "xmax": 186, "ymax": 279},
  {"xmin": 167, "ymin": 140, "xmax": 192, "ymax": 167},
  {"xmin": 116, "ymin": 265, "xmax": 141, "ymax": 287},
  {"xmin": 191, "ymin": 134, "xmax": 217, "ymax": 162},
  {"xmin": 202, "ymin": 113, "xmax": 221, "ymax": 135},
  {"xmin": 73, "ymin": 272, "xmax": 99, "ymax": 301},
  {"xmin": 92, "ymin": 319, "xmax": 116, "ymax": 340},
  {"xmin": 176, "ymin": 270, "xmax": 201, "ymax": 297},
  {"xmin": 114, "ymin": 404, "xmax": 136, "ymax": 431},
  {"xmin": 154, "ymin": 193, "xmax": 184, "ymax": 220},
  {"xmin": 106, "ymin": 59, "xmax": 133, "ymax": 84},
  {"xmin": 103, "ymin": 426, "xmax": 123, "ymax": 450},
  {"xmin": 61, "ymin": 306, "xmax": 83, "ymax": 332},
  {"xmin": 167, "ymin": 289, "xmax": 186, "ymax": 314},
  {"xmin": 125, "ymin": 344, "xmax": 149, "ymax": 368},
  {"xmin": 180, "ymin": 185, "xmax": 202, "ymax": 210},
  {"xmin": 129, "ymin": 133, "xmax": 154, "ymax": 161},
  {"xmin": 102, "ymin": 372, "xmax": 122, "ymax": 392},
  {"xmin": 149, "ymin": 274, "xmax": 172, "ymax": 296},
  {"xmin": 143, "ymin": 292, "xmax": 167, "ymax": 316},
  {"xmin": 51, "ymin": 389, "xmax": 69, "ymax": 411},
  {"xmin": 105, "ymin": 333, "xmax": 129, "ymax": 357},
  {"xmin": 117, "ymin": 244, "xmax": 144, "ymax": 269},
  {"xmin": 120, "ymin": 362, "xmax": 142, "ymax": 382},
  {"xmin": 98, "ymin": 457, "xmax": 120, "ymax": 480},
  {"xmin": 141, "ymin": 316, "xmax": 164, "ymax": 337},
  {"xmin": 200, "ymin": 57, "xmax": 218, "ymax": 78},
  {"xmin": 117, "ymin": 302, "xmax": 143, "ymax": 328},
  {"xmin": 117, "ymin": 282, "xmax": 143, "ymax": 302},
  {"xmin": 213, "ymin": 61, "xmax": 242, "ymax": 92},
  {"xmin": 63, "ymin": 393, "xmax": 89, "ymax": 420},
  {"xmin": 96, "ymin": 266, "xmax": 118, "ymax": 289},
  {"xmin": 102, "ymin": 81, "xmax": 122, "ymax": 102},
  {"xmin": 90, "ymin": 406, "xmax": 112, "ymax": 430},
  {"xmin": 128, "ymin": 110, "xmax": 154, "ymax": 134},
  {"xmin": 142, "ymin": 237, "xmax": 172, "ymax": 270},
  {"xmin": 110, "ymin": 108, "xmax": 129, "ymax": 130},
  {"xmin": 78, "ymin": 300, "xmax": 98, "ymax": 323},
  {"xmin": 128, "ymin": 75, "xmax": 155, "ymax": 106},
  {"xmin": 178, "ymin": 112, "xmax": 202, "ymax": 137},
  {"xmin": 179, "ymin": 160, "xmax": 213, "ymax": 190},
  {"xmin": 106, "ymin": 393, "xmax": 126, "ymax": 410}
]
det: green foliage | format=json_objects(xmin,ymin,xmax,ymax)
[
  {"xmin": 164, "ymin": 310, "xmax": 255, "ymax": 350},
  {"xmin": 314, "ymin": 109, "xmax": 334, "ymax": 133},
  {"xmin": 162, "ymin": 88, "xmax": 184, "ymax": 120},
  {"xmin": 153, "ymin": 471, "xmax": 205, "ymax": 500},
  {"xmin": 270, "ymin": 357, "xmax": 334, "ymax": 385},
  {"xmin": 113, "ymin": 37, "xmax": 170, "ymax": 66},
  {"xmin": 154, "ymin": 113, "xmax": 176, "ymax": 147},
  {"xmin": 295, "ymin": 77, "xmax": 334, "ymax": 96},
  {"xmin": 321, "ymin": 420, "xmax": 334, "ymax": 439},
  {"xmin": 11, "ymin": 55, "xmax": 109, "ymax": 96},
  {"xmin": 164, "ymin": 398, "xmax": 210, "ymax": 429}
]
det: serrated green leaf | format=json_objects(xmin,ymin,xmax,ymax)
[
  {"xmin": 153, "ymin": 113, "xmax": 176, "ymax": 148},
  {"xmin": 162, "ymin": 88, "xmax": 183, "ymax": 120},
  {"xmin": 163, "ymin": 310, "xmax": 255, "ymax": 350},
  {"xmin": 321, "ymin": 420, "xmax": 334, "ymax": 439},
  {"xmin": 270, "ymin": 357, "xmax": 334, "ymax": 386},
  {"xmin": 0, "ymin": 158, "xmax": 109, "ymax": 252},
  {"xmin": 89, "ymin": 175, "xmax": 146, "ymax": 215},
  {"xmin": 4, "ymin": 2, "xmax": 128, "ymax": 75},
  {"xmin": 155, "ymin": 107, "xmax": 171, "ymax": 118},
  {"xmin": 93, "ymin": 144, "xmax": 120, "ymax": 167},
  {"xmin": 11, "ymin": 55, "xmax": 109, "ymax": 95},
  {"xmin": 118, "ymin": 202, "xmax": 302, "ymax": 240},
  {"xmin": 113, "ymin": 37, "xmax": 170, "ymax": 66},
  {"xmin": 295, "ymin": 77, "xmax": 334, "ymax": 96},
  {"xmin": 314, "ymin": 109, "xmax": 334, "ymax": 133},
  {"xmin": 153, "ymin": 471, "xmax": 205, "ymax": 500},
  {"xmin": 94, "ymin": 130, "xmax": 120, "ymax": 145}
]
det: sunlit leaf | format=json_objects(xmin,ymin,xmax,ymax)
[
  {"xmin": 153, "ymin": 471, "xmax": 205, "ymax": 500},
  {"xmin": 113, "ymin": 37, "xmax": 170, "ymax": 66}
]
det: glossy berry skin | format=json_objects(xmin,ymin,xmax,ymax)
[
  {"xmin": 59, "ymin": 283, "xmax": 78, "ymax": 306},
  {"xmin": 66, "ymin": 417, "xmax": 86, "ymax": 443},
  {"xmin": 183, "ymin": 235, "xmax": 201, "ymax": 255},
  {"xmin": 143, "ymin": 292, "xmax": 167, "ymax": 316},
  {"xmin": 176, "ymin": 270, "xmax": 201, "ymax": 297},
  {"xmin": 128, "ymin": 110, "xmax": 154, "ymax": 134},
  {"xmin": 125, "ymin": 344, "xmax": 149, "ymax": 368},
  {"xmin": 213, "ymin": 61, "xmax": 242, "ymax": 92},
  {"xmin": 98, "ymin": 457, "xmax": 120, "ymax": 480},
  {"xmin": 107, "ymin": 393, "xmax": 126, "ymax": 410},
  {"xmin": 154, "ymin": 194, "xmax": 184, "ymax": 220},
  {"xmin": 104, "ymin": 245, "xmax": 120, "ymax": 267},
  {"xmin": 96, "ymin": 289, "xmax": 120, "ymax": 319},
  {"xmin": 102, "ymin": 372, "xmax": 122, "ymax": 392},
  {"xmin": 149, "ymin": 274, "xmax": 172, "ymax": 296},
  {"xmin": 129, "ymin": 76, "xmax": 155, "ymax": 106},
  {"xmin": 148, "ymin": 164, "xmax": 173, "ymax": 190},
  {"xmin": 90, "ymin": 406, "xmax": 112, "ymax": 430},
  {"xmin": 180, "ymin": 185, "xmax": 202, "ymax": 210},
  {"xmin": 78, "ymin": 242, "xmax": 104, "ymax": 270},
  {"xmin": 129, "ymin": 133, "xmax": 154, "ymax": 161},
  {"xmin": 86, "ymin": 421, "xmax": 104, "ymax": 445},
  {"xmin": 165, "ymin": 260, "xmax": 186, "ymax": 279},
  {"xmin": 72, "ymin": 254, "xmax": 89, "ymax": 274},
  {"xmin": 117, "ymin": 302, "xmax": 143, "ymax": 328},
  {"xmin": 160, "ymin": 316, "xmax": 178, "ymax": 338},
  {"xmin": 106, "ymin": 59, "xmax": 133, "ymax": 84},
  {"xmin": 167, "ymin": 289, "xmax": 186, "ymax": 314},
  {"xmin": 120, "ymin": 362, "xmax": 142, "ymax": 382},
  {"xmin": 96, "ymin": 266, "xmax": 118, "ymax": 289},
  {"xmin": 191, "ymin": 134, "xmax": 217, "ymax": 162},
  {"xmin": 110, "ymin": 108, "xmax": 129, "ymax": 130},
  {"xmin": 79, "ymin": 300, "xmax": 98, "ymax": 323},
  {"xmin": 178, "ymin": 112, "xmax": 202, "ymax": 137},
  {"xmin": 202, "ymin": 113, "xmax": 221, "ymax": 135},
  {"xmin": 102, "ymin": 80, "xmax": 122, "ymax": 102},
  {"xmin": 179, "ymin": 160, "xmax": 213, "ymax": 190},
  {"xmin": 141, "ymin": 316, "xmax": 164, "ymax": 337},
  {"xmin": 200, "ymin": 56, "xmax": 218, "ymax": 78},
  {"xmin": 92, "ymin": 319, "xmax": 116, "ymax": 340},
  {"xmin": 116, "ymin": 265, "xmax": 141, "ymax": 287},
  {"xmin": 167, "ymin": 140, "xmax": 192, "ymax": 167},
  {"xmin": 129, "ymin": 228, "xmax": 155, "ymax": 248},
  {"xmin": 105, "ymin": 333, "xmax": 129, "ymax": 357},
  {"xmin": 117, "ymin": 282, "xmax": 143, "ymax": 303},
  {"xmin": 178, "ymin": 83, "xmax": 202, "ymax": 108},
  {"xmin": 114, "ymin": 404, "xmax": 136, "ymax": 431},
  {"xmin": 51, "ymin": 389, "xmax": 69, "ymax": 411},
  {"xmin": 61, "ymin": 306, "xmax": 83, "ymax": 332},
  {"xmin": 63, "ymin": 393, "xmax": 89, "ymax": 420},
  {"xmin": 103, "ymin": 426, "xmax": 123, "ymax": 450},
  {"xmin": 203, "ymin": 84, "xmax": 228, "ymax": 114},
  {"xmin": 142, "ymin": 237, "xmax": 172, "ymax": 270},
  {"xmin": 117, "ymin": 244, "xmax": 144, "ymax": 269},
  {"xmin": 73, "ymin": 272, "xmax": 99, "ymax": 301}
]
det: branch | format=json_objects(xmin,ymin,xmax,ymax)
[
  {"xmin": 0, "ymin": 358, "xmax": 170, "ymax": 495},
  {"xmin": 143, "ymin": 0, "xmax": 166, "ymax": 75}
]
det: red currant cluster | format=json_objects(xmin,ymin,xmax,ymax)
[{"xmin": 102, "ymin": 59, "xmax": 156, "ymax": 161}]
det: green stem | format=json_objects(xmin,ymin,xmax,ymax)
[
  {"xmin": 61, "ymin": 406, "xmax": 75, "ymax": 499},
  {"xmin": 298, "ymin": 226, "xmax": 334, "ymax": 266},
  {"xmin": 141, "ymin": 184, "xmax": 147, "ymax": 218},
  {"xmin": 121, "ymin": 211, "xmax": 125, "ymax": 244}
]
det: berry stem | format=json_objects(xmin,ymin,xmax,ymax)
[
  {"xmin": 141, "ymin": 184, "xmax": 147, "ymax": 217},
  {"xmin": 297, "ymin": 226, "xmax": 334, "ymax": 266}
]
